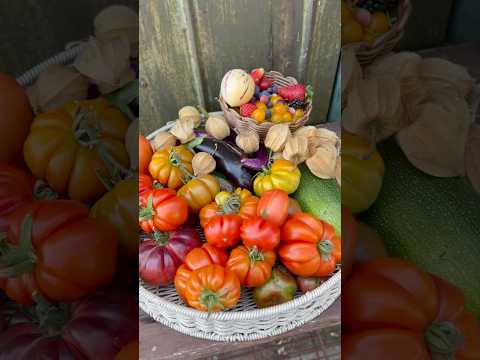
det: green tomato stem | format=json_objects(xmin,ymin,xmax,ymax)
[{"xmin": 425, "ymin": 321, "xmax": 464, "ymax": 360}]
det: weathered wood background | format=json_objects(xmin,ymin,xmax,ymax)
[{"xmin": 139, "ymin": 0, "xmax": 340, "ymax": 134}]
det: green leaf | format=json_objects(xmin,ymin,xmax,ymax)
[
  {"xmin": 187, "ymin": 136, "xmax": 204, "ymax": 150},
  {"xmin": 305, "ymin": 85, "xmax": 314, "ymax": 103}
]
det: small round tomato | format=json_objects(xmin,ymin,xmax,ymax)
[
  {"xmin": 139, "ymin": 188, "xmax": 189, "ymax": 232},
  {"xmin": 139, "ymin": 135, "xmax": 153, "ymax": 174},
  {"xmin": 256, "ymin": 189, "xmax": 289, "ymax": 227},
  {"xmin": 174, "ymin": 244, "xmax": 228, "ymax": 300},
  {"xmin": 226, "ymin": 245, "xmax": 276, "ymax": 287},
  {"xmin": 184, "ymin": 264, "xmax": 241, "ymax": 312},
  {"xmin": 204, "ymin": 214, "xmax": 243, "ymax": 249},
  {"xmin": 241, "ymin": 216, "xmax": 281, "ymax": 251},
  {"xmin": 279, "ymin": 212, "xmax": 341, "ymax": 277}
]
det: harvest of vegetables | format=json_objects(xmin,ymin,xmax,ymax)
[
  {"xmin": 0, "ymin": 5, "xmax": 139, "ymax": 358},
  {"xmin": 139, "ymin": 66, "xmax": 342, "ymax": 317},
  {"xmin": 341, "ymin": 45, "xmax": 480, "ymax": 359}
]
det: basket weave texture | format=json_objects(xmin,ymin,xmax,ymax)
[
  {"xmin": 219, "ymin": 71, "xmax": 312, "ymax": 140},
  {"xmin": 343, "ymin": 0, "xmax": 412, "ymax": 66}
]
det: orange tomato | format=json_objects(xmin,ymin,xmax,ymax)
[
  {"xmin": 149, "ymin": 145, "xmax": 193, "ymax": 189},
  {"xmin": 256, "ymin": 189, "xmax": 289, "ymax": 227},
  {"xmin": 199, "ymin": 201, "xmax": 220, "ymax": 227},
  {"xmin": 239, "ymin": 196, "xmax": 259, "ymax": 220},
  {"xmin": 251, "ymin": 109, "xmax": 266, "ymax": 124},
  {"xmin": 0, "ymin": 74, "xmax": 34, "ymax": 164},
  {"xmin": 177, "ymin": 174, "xmax": 220, "ymax": 212},
  {"xmin": 174, "ymin": 244, "xmax": 228, "ymax": 300},
  {"xmin": 184, "ymin": 264, "xmax": 241, "ymax": 312},
  {"xmin": 226, "ymin": 245, "xmax": 276, "ymax": 287},
  {"xmin": 139, "ymin": 135, "xmax": 153, "ymax": 174},
  {"xmin": 278, "ymin": 212, "xmax": 341, "ymax": 277}
]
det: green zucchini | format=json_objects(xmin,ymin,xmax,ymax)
[
  {"xmin": 293, "ymin": 164, "xmax": 341, "ymax": 235},
  {"xmin": 361, "ymin": 139, "xmax": 480, "ymax": 316}
]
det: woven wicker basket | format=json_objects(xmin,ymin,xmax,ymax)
[
  {"xmin": 20, "ymin": 50, "xmax": 340, "ymax": 342},
  {"xmin": 141, "ymin": 120, "xmax": 341, "ymax": 342},
  {"xmin": 219, "ymin": 71, "xmax": 312, "ymax": 140},
  {"xmin": 343, "ymin": 0, "xmax": 412, "ymax": 66}
]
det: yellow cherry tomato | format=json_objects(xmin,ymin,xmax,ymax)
[
  {"xmin": 251, "ymin": 109, "xmax": 266, "ymax": 124},
  {"xmin": 271, "ymin": 113, "xmax": 283, "ymax": 124},
  {"xmin": 255, "ymin": 101, "xmax": 267, "ymax": 111},
  {"xmin": 272, "ymin": 103, "xmax": 287, "ymax": 114},
  {"xmin": 342, "ymin": 20, "xmax": 364, "ymax": 45},
  {"xmin": 281, "ymin": 112, "xmax": 293, "ymax": 123},
  {"xmin": 253, "ymin": 159, "xmax": 301, "ymax": 196},
  {"xmin": 368, "ymin": 12, "xmax": 390, "ymax": 36},
  {"xmin": 270, "ymin": 95, "xmax": 283, "ymax": 105},
  {"xmin": 294, "ymin": 109, "xmax": 304, "ymax": 120}
]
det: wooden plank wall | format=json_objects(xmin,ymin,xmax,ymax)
[{"xmin": 140, "ymin": 0, "xmax": 340, "ymax": 134}]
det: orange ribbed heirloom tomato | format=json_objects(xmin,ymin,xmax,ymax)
[
  {"xmin": 278, "ymin": 212, "xmax": 341, "ymax": 277},
  {"xmin": 148, "ymin": 145, "xmax": 193, "ymax": 189},
  {"xmin": 343, "ymin": 258, "xmax": 480, "ymax": 360},
  {"xmin": 0, "ymin": 200, "xmax": 117, "ymax": 305},
  {"xmin": 177, "ymin": 174, "xmax": 220, "ymax": 212},
  {"xmin": 226, "ymin": 245, "xmax": 276, "ymax": 287},
  {"xmin": 174, "ymin": 244, "xmax": 228, "ymax": 300},
  {"xmin": 184, "ymin": 264, "xmax": 241, "ymax": 312}
]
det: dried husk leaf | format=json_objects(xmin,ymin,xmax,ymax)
[
  {"xmin": 94, "ymin": 5, "xmax": 139, "ymax": 57},
  {"xmin": 396, "ymin": 102, "xmax": 471, "ymax": 177},
  {"xmin": 179, "ymin": 106, "xmax": 201, "ymax": 127},
  {"xmin": 283, "ymin": 135, "xmax": 309, "ymax": 165},
  {"xmin": 151, "ymin": 131, "xmax": 176, "ymax": 151},
  {"xmin": 366, "ymin": 52, "xmax": 422, "ymax": 81},
  {"xmin": 341, "ymin": 48, "xmax": 363, "ymax": 108},
  {"xmin": 420, "ymin": 57, "xmax": 474, "ymax": 98},
  {"xmin": 306, "ymin": 143, "xmax": 337, "ymax": 179},
  {"xmin": 205, "ymin": 115, "xmax": 230, "ymax": 140},
  {"xmin": 235, "ymin": 130, "xmax": 259, "ymax": 154},
  {"xmin": 74, "ymin": 35, "xmax": 134, "ymax": 94},
  {"xmin": 335, "ymin": 156, "xmax": 341, "ymax": 186},
  {"xmin": 271, "ymin": 152, "xmax": 285, "ymax": 161},
  {"xmin": 342, "ymin": 76, "xmax": 403, "ymax": 143},
  {"xmin": 170, "ymin": 118, "xmax": 195, "ymax": 144},
  {"xmin": 265, "ymin": 124, "xmax": 291, "ymax": 152},
  {"xmin": 465, "ymin": 123, "xmax": 480, "ymax": 194},
  {"xmin": 192, "ymin": 152, "xmax": 216, "ymax": 176},
  {"xmin": 27, "ymin": 64, "xmax": 88, "ymax": 114},
  {"xmin": 316, "ymin": 128, "xmax": 340, "ymax": 149}
]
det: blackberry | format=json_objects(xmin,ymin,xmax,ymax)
[
  {"xmin": 289, "ymin": 98, "xmax": 304, "ymax": 109},
  {"xmin": 356, "ymin": 0, "xmax": 386, "ymax": 13}
]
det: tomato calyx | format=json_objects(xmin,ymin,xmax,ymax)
[
  {"xmin": 139, "ymin": 195, "xmax": 155, "ymax": 221},
  {"xmin": 425, "ymin": 321, "xmax": 464, "ymax": 359},
  {"xmin": 248, "ymin": 246, "xmax": 265, "ymax": 264},
  {"xmin": 0, "ymin": 214, "xmax": 37, "ymax": 277},
  {"xmin": 317, "ymin": 240, "xmax": 333, "ymax": 261},
  {"xmin": 169, "ymin": 148, "xmax": 194, "ymax": 184},
  {"xmin": 30, "ymin": 293, "xmax": 70, "ymax": 337},
  {"xmin": 32, "ymin": 180, "xmax": 59, "ymax": 200},
  {"xmin": 219, "ymin": 194, "xmax": 241, "ymax": 215},
  {"xmin": 199, "ymin": 288, "xmax": 225, "ymax": 314},
  {"xmin": 152, "ymin": 231, "xmax": 170, "ymax": 247}
]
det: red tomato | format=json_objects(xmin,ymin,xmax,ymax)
[
  {"xmin": 0, "ymin": 288, "xmax": 138, "ymax": 359},
  {"xmin": 204, "ymin": 214, "xmax": 243, "ymax": 249},
  {"xmin": 256, "ymin": 189, "xmax": 289, "ymax": 227},
  {"xmin": 139, "ymin": 173, "xmax": 153, "ymax": 195},
  {"xmin": 241, "ymin": 216, "xmax": 281, "ymax": 251},
  {"xmin": 0, "ymin": 200, "xmax": 117, "ymax": 304},
  {"xmin": 139, "ymin": 135, "xmax": 153, "ymax": 174},
  {"xmin": 139, "ymin": 227, "xmax": 202, "ymax": 286},
  {"xmin": 0, "ymin": 165, "xmax": 34, "ymax": 232},
  {"xmin": 139, "ymin": 188, "xmax": 189, "ymax": 232},
  {"xmin": 0, "ymin": 74, "xmax": 34, "ymax": 164}
]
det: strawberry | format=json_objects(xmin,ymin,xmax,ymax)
[
  {"xmin": 250, "ymin": 68, "xmax": 265, "ymax": 85},
  {"xmin": 259, "ymin": 77, "xmax": 273, "ymax": 91},
  {"xmin": 240, "ymin": 103, "xmax": 257, "ymax": 117},
  {"xmin": 277, "ymin": 84, "xmax": 306, "ymax": 102}
]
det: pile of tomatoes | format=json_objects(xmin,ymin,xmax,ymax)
[
  {"xmin": 0, "ymin": 74, "xmax": 137, "ymax": 358},
  {"xmin": 139, "ymin": 135, "xmax": 342, "ymax": 312}
]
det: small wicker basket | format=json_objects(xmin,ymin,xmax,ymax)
[
  {"xmin": 343, "ymin": 0, "xmax": 412, "ymax": 66},
  {"xmin": 219, "ymin": 71, "xmax": 312, "ymax": 140}
]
